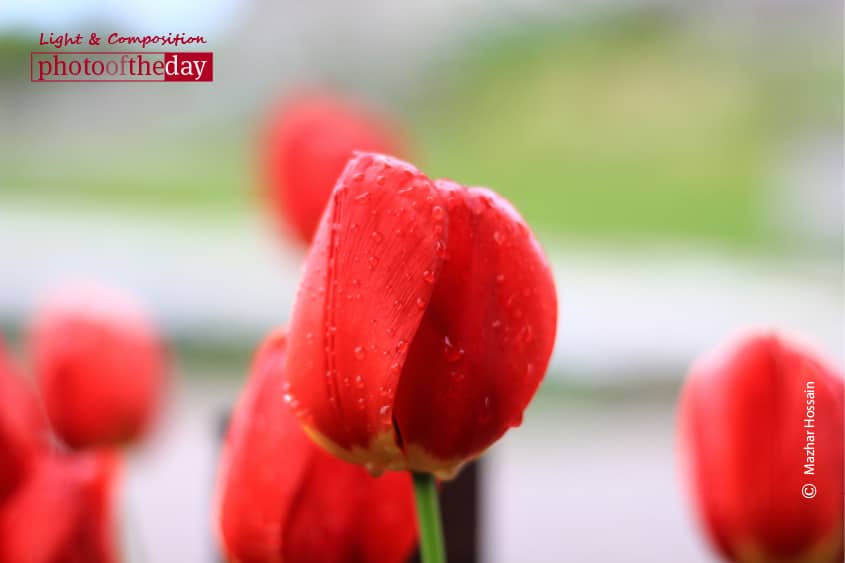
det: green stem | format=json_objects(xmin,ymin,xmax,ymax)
[{"xmin": 412, "ymin": 471, "xmax": 447, "ymax": 563}]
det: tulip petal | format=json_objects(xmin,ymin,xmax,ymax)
[
  {"xmin": 262, "ymin": 95, "xmax": 404, "ymax": 244},
  {"xmin": 218, "ymin": 329, "xmax": 418, "ymax": 563},
  {"xmin": 0, "ymin": 450, "xmax": 118, "ymax": 563},
  {"xmin": 217, "ymin": 331, "xmax": 309, "ymax": 563},
  {"xmin": 30, "ymin": 282, "xmax": 166, "ymax": 449},
  {"xmin": 282, "ymin": 454, "xmax": 416, "ymax": 563},
  {"xmin": 0, "ymin": 456, "xmax": 82, "ymax": 563},
  {"xmin": 679, "ymin": 334, "xmax": 844, "ymax": 562},
  {"xmin": 285, "ymin": 153, "xmax": 448, "ymax": 473},
  {"xmin": 0, "ymin": 339, "xmax": 47, "ymax": 501},
  {"xmin": 394, "ymin": 182, "xmax": 558, "ymax": 477}
]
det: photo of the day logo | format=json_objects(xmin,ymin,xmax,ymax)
[
  {"xmin": 32, "ymin": 52, "xmax": 213, "ymax": 82},
  {"xmin": 30, "ymin": 32, "xmax": 213, "ymax": 82}
]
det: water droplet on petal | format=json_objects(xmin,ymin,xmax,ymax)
[
  {"xmin": 368, "ymin": 256, "xmax": 379, "ymax": 269},
  {"xmin": 442, "ymin": 335, "xmax": 465, "ymax": 363},
  {"xmin": 422, "ymin": 270, "xmax": 435, "ymax": 284},
  {"xmin": 371, "ymin": 231, "xmax": 384, "ymax": 244},
  {"xmin": 352, "ymin": 172, "xmax": 365, "ymax": 182},
  {"xmin": 354, "ymin": 346, "xmax": 366, "ymax": 360},
  {"xmin": 491, "ymin": 319, "xmax": 502, "ymax": 329},
  {"xmin": 354, "ymin": 374, "xmax": 365, "ymax": 389},
  {"xmin": 519, "ymin": 325, "xmax": 534, "ymax": 343},
  {"xmin": 385, "ymin": 326, "xmax": 396, "ymax": 336},
  {"xmin": 493, "ymin": 231, "xmax": 505, "ymax": 245},
  {"xmin": 496, "ymin": 273, "xmax": 505, "ymax": 284},
  {"xmin": 378, "ymin": 405, "xmax": 392, "ymax": 424},
  {"xmin": 327, "ymin": 325, "xmax": 337, "ymax": 334},
  {"xmin": 376, "ymin": 175, "xmax": 386, "ymax": 186},
  {"xmin": 432, "ymin": 206, "xmax": 445, "ymax": 220},
  {"xmin": 396, "ymin": 339, "xmax": 407, "ymax": 353},
  {"xmin": 354, "ymin": 191, "xmax": 370, "ymax": 202},
  {"xmin": 435, "ymin": 240, "xmax": 448, "ymax": 260},
  {"xmin": 356, "ymin": 397, "xmax": 366, "ymax": 410},
  {"xmin": 415, "ymin": 297, "xmax": 426, "ymax": 310}
]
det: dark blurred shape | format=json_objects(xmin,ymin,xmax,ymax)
[{"xmin": 409, "ymin": 462, "xmax": 479, "ymax": 563}]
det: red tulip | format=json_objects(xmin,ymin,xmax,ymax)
[
  {"xmin": 260, "ymin": 94, "xmax": 404, "ymax": 244},
  {"xmin": 0, "ymin": 337, "xmax": 47, "ymax": 501},
  {"xmin": 678, "ymin": 332, "xmax": 844, "ymax": 562},
  {"xmin": 216, "ymin": 329, "xmax": 417, "ymax": 563},
  {"xmin": 283, "ymin": 153, "xmax": 558, "ymax": 479},
  {"xmin": 0, "ymin": 450, "xmax": 119, "ymax": 563},
  {"xmin": 29, "ymin": 282, "xmax": 166, "ymax": 449}
]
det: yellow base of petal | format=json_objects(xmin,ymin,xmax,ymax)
[{"xmin": 302, "ymin": 425, "xmax": 477, "ymax": 480}]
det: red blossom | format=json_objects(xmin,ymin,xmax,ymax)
[
  {"xmin": 29, "ymin": 282, "xmax": 167, "ymax": 449},
  {"xmin": 283, "ymin": 153, "xmax": 558, "ymax": 478},
  {"xmin": 260, "ymin": 94, "xmax": 404, "ymax": 244},
  {"xmin": 216, "ymin": 329, "xmax": 417, "ymax": 563},
  {"xmin": 678, "ymin": 332, "xmax": 844, "ymax": 562}
]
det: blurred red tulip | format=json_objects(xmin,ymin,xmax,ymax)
[
  {"xmin": 217, "ymin": 329, "xmax": 417, "ymax": 563},
  {"xmin": 0, "ymin": 338, "xmax": 47, "ymax": 502},
  {"xmin": 30, "ymin": 282, "xmax": 166, "ymax": 449},
  {"xmin": 260, "ymin": 94, "xmax": 404, "ymax": 244},
  {"xmin": 0, "ymin": 450, "xmax": 120, "ymax": 563},
  {"xmin": 283, "ymin": 153, "xmax": 558, "ymax": 479},
  {"xmin": 678, "ymin": 333, "xmax": 844, "ymax": 563}
]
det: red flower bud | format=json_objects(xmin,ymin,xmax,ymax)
[
  {"xmin": 29, "ymin": 282, "xmax": 167, "ymax": 449},
  {"xmin": 678, "ymin": 333, "xmax": 844, "ymax": 562},
  {"xmin": 260, "ymin": 94, "xmax": 404, "ymax": 244},
  {"xmin": 0, "ymin": 450, "xmax": 120, "ymax": 563},
  {"xmin": 216, "ymin": 329, "xmax": 417, "ymax": 563},
  {"xmin": 284, "ymin": 153, "xmax": 558, "ymax": 478},
  {"xmin": 0, "ymin": 338, "xmax": 47, "ymax": 501}
]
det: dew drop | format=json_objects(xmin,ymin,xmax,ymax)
[
  {"xmin": 396, "ymin": 339, "xmax": 408, "ymax": 353},
  {"xmin": 356, "ymin": 397, "xmax": 366, "ymax": 410},
  {"xmin": 354, "ymin": 191, "xmax": 370, "ymax": 202},
  {"xmin": 415, "ymin": 296, "xmax": 426, "ymax": 310},
  {"xmin": 496, "ymin": 273, "xmax": 505, "ymax": 284},
  {"xmin": 352, "ymin": 172, "xmax": 365, "ymax": 182},
  {"xmin": 442, "ymin": 336, "xmax": 465, "ymax": 363},
  {"xmin": 435, "ymin": 240, "xmax": 448, "ymax": 259},
  {"xmin": 368, "ymin": 256, "xmax": 380, "ymax": 268},
  {"xmin": 493, "ymin": 231, "xmax": 505, "ymax": 245},
  {"xmin": 519, "ymin": 325, "xmax": 534, "ymax": 343},
  {"xmin": 354, "ymin": 346, "xmax": 366, "ymax": 360},
  {"xmin": 370, "ymin": 231, "xmax": 384, "ymax": 244},
  {"xmin": 385, "ymin": 327, "xmax": 396, "ymax": 336},
  {"xmin": 354, "ymin": 374, "xmax": 365, "ymax": 389},
  {"xmin": 376, "ymin": 175, "xmax": 386, "ymax": 186},
  {"xmin": 327, "ymin": 325, "xmax": 337, "ymax": 334},
  {"xmin": 422, "ymin": 270, "xmax": 435, "ymax": 284},
  {"xmin": 432, "ymin": 206, "xmax": 445, "ymax": 220},
  {"xmin": 378, "ymin": 405, "xmax": 392, "ymax": 424},
  {"xmin": 393, "ymin": 299, "xmax": 402, "ymax": 309},
  {"xmin": 491, "ymin": 319, "xmax": 502, "ymax": 329},
  {"xmin": 397, "ymin": 185, "xmax": 414, "ymax": 195}
]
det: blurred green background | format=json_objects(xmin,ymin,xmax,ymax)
[{"xmin": 1, "ymin": 10, "xmax": 841, "ymax": 251}]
